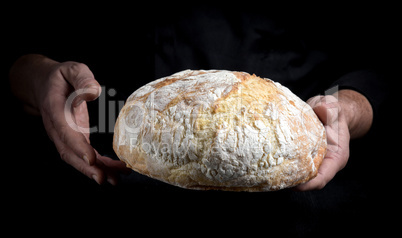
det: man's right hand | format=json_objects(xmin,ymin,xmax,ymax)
[{"xmin": 10, "ymin": 54, "xmax": 129, "ymax": 185}]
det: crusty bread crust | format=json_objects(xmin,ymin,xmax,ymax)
[{"xmin": 113, "ymin": 70, "xmax": 326, "ymax": 191}]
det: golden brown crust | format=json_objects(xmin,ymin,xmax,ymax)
[{"xmin": 113, "ymin": 70, "xmax": 327, "ymax": 191}]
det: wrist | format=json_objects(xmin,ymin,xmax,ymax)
[
  {"xmin": 335, "ymin": 89, "xmax": 373, "ymax": 139},
  {"xmin": 336, "ymin": 91, "xmax": 355, "ymax": 127},
  {"xmin": 10, "ymin": 54, "xmax": 59, "ymax": 114},
  {"xmin": 31, "ymin": 56, "xmax": 60, "ymax": 110}
]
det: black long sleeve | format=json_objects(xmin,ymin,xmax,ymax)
[{"xmin": 331, "ymin": 70, "xmax": 389, "ymax": 120}]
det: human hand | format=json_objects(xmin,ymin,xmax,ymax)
[
  {"xmin": 37, "ymin": 61, "xmax": 129, "ymax": 185},
  {"xmin": 295, "ymin": 94, "xmax": 351, "ymax": 191}
]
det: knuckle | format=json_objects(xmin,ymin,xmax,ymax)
[
  {"xmin": 65, "ymin": 62, "xmax": 85, "ymax": 79},
  {"xmin": 307, "ymin": 95, "xmax": 324, "ymax": 107},
  {"xmin": 57, "ymin": 146, "xmax": 70, "ymax": 162},
  {"xmin": 315, "ymin": 185, "xmax": 325, "ymax": 190},
  {"xmin": 323, "ymin": 95, "xmax": 339, "ymax": 106},
  {"xmin": 58, "ymin": 124, "xmax": 71, "ymax": 144},
  {"xmin": 75, "ymin": 161, "xmax": 90, "ymax": 175},
  {"xmin": 339, "ymin": 158, "xmax": 348, "ymax": 170},
  {"xmin": 66, "ymin": 62, "xmax": 88, "ymax": 72},
  {"xmin": 310, "ymin": 179, "xmax": 327, "ymax": 190},
  {"xmin": 63, "ymin": 62, "xmax": 95, "ymax": 88},
  {"xmin": 318, "ymin": 180, "xmax": 327, "ymax": 190}
]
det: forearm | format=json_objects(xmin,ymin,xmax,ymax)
[
  {"xmin": 336, "ymin": 89, "xmax": 373, "ymax": 139},
  {"xmin": 9, "ymin": 54, "xmax": 59, "ymax": 114}
]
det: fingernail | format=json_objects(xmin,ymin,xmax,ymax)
[
  {"xmin": 84, "ymin": 84, "xmax": 101, "ymax": 97},
  {"xmin": 107, "ymin": 177, "xmax": 117, "ymax": 186},
  {"xmin": 92, "ymin": 175, "xmax": 101, "ymax": 185},
  {"xmin": 83, "ymin": 155, "xmax": 90, "ymax": 165}
]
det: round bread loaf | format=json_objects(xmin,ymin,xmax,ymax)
[{"xmin": 113, "ymin": 70, "xmax": 326, "ymax": 191}]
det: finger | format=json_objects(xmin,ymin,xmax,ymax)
[
  {"xmin": 95, "ymin": 151, "xmax": 131, "ymax": 185},
  {"xmin": 97, "ymin": 155, "xmax": 130, "ymax": 172},
  {"xmin": 95, "ymin": 156, "xmax": 119, "ymax": 186},
  {"xmin": 43, "ymin": 115, "xmax": 105, "ymax": 184},
  {"xmin": 71, "ymin": 84, "xmax": 102, "ymax": 108},
  {"xmin": 306, "ymin": 95, "xmax": 324, "ymax": 108},
  {"xmin": 309, "ymin": 96, "xmax": 340, "ymax": 126},
  {"xmin": 59, "ymin": 62, "xmax": 101, "ymax": 106},
  {"xmin": 73, "ymin": 102, "xmax": 91, "ymax": 140},
  {"xmin": 298, "ymin": 156, "xmax": 340, "ymax": 191},
  {"xmin": 43, "ymin": 95, "xmax": 97, "ymax": 165}
]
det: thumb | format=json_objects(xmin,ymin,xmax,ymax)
[{"xmin": 59, "ymin": 62, "xmax": 101, "ymax": 106}]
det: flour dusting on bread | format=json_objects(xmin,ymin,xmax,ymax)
[{"xmin": 113, "ymin": 70, "xmax": 326, "ymax": 191}]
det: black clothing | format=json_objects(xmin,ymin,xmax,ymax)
[{"xmin": 5, "ymin": 4, "xmax": 391, "ymax": 110}]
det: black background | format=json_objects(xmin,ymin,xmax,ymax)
[{"xmin": 2, "ymin": 2, "xmax": 399, "ymax": 235}]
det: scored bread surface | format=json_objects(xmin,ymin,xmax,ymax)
[{"xmin": 113, "ymin": 70, "xmax": 326, "ymax": 191}]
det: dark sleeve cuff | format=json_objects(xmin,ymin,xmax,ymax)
[
  {"xmin": 331, "ymin": 70, "xmax": 388, "ymax": 112},
  {"xmin": 329, "ymin": 70, "xmax": 389, "ymax": 135}
]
